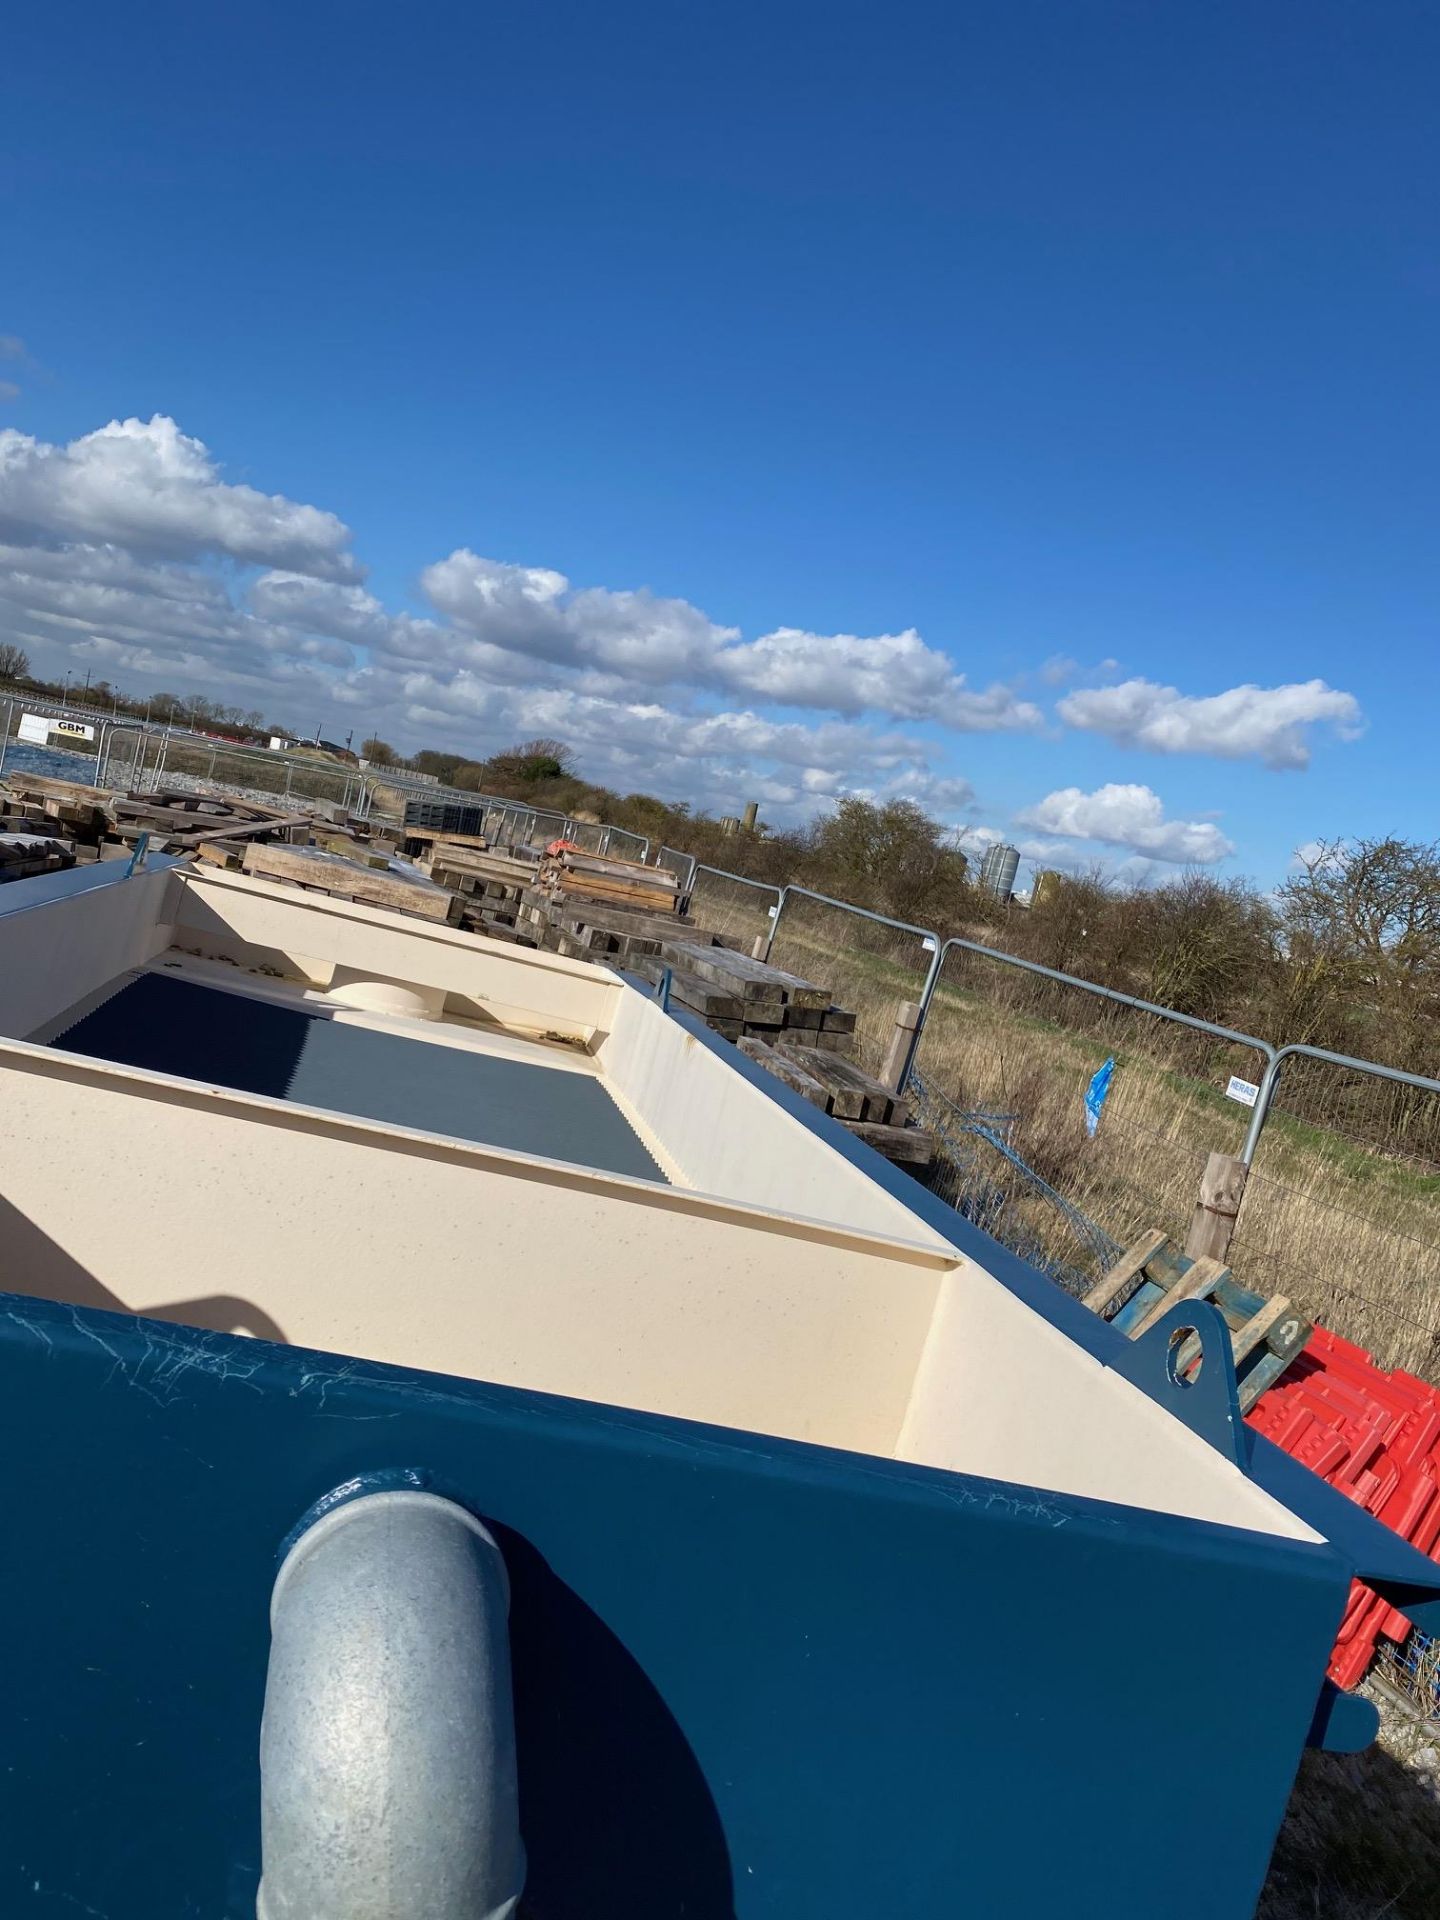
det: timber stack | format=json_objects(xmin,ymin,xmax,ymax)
[
  {"xmin": 0, "ymin": 831, "xmax": 76, "ymax": 882},
  {"xmin": 738, "ymin": 1035, "xmax": 935, "ymax": 1171},
  {"xmin": 538, "ymin": 844, "xmax": 681, "ymax": 916},
  {"xmin": 0, "ymin": 771, "xmax": 350, "ymax": 866},
  {"xmin": 412, "ymin": 837, "xmax": 542, "ymax": 940},
  {"xmin": 642, "ymin": 938, "xmax": 858, "ymax": 1051},
  {"xmin": 236, "ymin": 841, "xmax": 464, "ymax": 923}
]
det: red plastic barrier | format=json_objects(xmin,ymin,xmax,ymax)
[{"xmin": 1247, "ymin": 1326, "xmax": 1440, "ymax": 1689}]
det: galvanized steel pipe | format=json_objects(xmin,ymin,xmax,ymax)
[
  {"xmin": 1239, "ymin": 1042, "xmax": 1440, "ymax": 1168},
  {"xmin": 917, "ymin": 934, "xmax": 1276, "ymax": 1112},
  {"xmin": 258, "ymin": 1489, "xmax": 524, "ymax": 1920}
]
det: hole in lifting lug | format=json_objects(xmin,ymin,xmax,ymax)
[{"xmin": 1166, "ymin": 1325, "xmax": 1204, "ymax": 1389}]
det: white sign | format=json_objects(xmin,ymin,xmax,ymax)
[
  {"xmin": 921, "ymin": 936, "xmax": 937, "ymax": 954},
  {"xmin": 18, "ymin": 712, "xmax": 94, "ymax": 745},
  {"xmin": 1225, "ymin": 1074, "xmax": 1260, "ymax": 1108}
]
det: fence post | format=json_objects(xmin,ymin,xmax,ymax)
[
  {"xmin": 751, "ymin": 934, "xmax": 767, "ymax": 960},
  {"xmin": 881, "ymin": 1001, "xmax": 925, "ymax": 1094},
  {"xmin": 1185, "ymin": 1152, "xmax": 1250, "ymax": 1265}
]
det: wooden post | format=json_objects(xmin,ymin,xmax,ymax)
[
  {"xmin": 1186, "ymin": 1151, "xmax": 1249, "ymax": 1265},
  {"xmin": 751, "ymin": 933, "xmax": 768, "ymax": 960},
  {"xmin": 881, "ymin": 999, "xmax": 924, "ymax": 1094}
]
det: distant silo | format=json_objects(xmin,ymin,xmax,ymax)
[
  {"xmin": 979, "ymin": 842, "xmax": 1020, "ymax": 902},
  {"xmin": 1031, "ymin": 868, "xmax": 1063, "ymax": 909}
]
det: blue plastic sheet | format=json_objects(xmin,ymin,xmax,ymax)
[{"xmin": 1084, "ymin": 1056, "xmax": 1115, "ymax": 1137}]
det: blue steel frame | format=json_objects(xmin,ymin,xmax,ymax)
[{"xmin": 0, "ymin": 1284, "xmax": 1366, "ymax": 1920}]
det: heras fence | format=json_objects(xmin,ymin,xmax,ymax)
[{"xmin": 756, "ymin": 880, "xmax": 1440, "ymax": 1380}]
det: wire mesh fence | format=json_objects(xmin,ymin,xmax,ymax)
[
  {"xmin": 688, "ymin": 867, "xmax": 780, "ymax": 952},
  {"xmin": 915, "ymin": 1072, "xmax": 1125, "ymax": 1297},
  {"xmin": 1232, "ymin": 1064, "xmax": 1440, "ymax": 1377},
  {"xmin": 655, "ymin": 845, "xmax": 698, "ymax": 891},
  {"xmin": 765, "ymin": 892, "xmax": 933, "ymax": 1078},
  {"xmin": 150, "ymin": 736, "xmax": 359, "ymax": 809},
  {"xmin": 912, "ymin": 947, "xmax": 1265, "ymax": 1291}
]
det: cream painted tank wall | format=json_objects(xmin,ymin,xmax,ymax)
[
  {"xmin": 0, "ymin": 1036, "xmax": 1319, "ymax": 1545},
  {"xmin": 0, "ymin": 863, "xmax": 1329, "ymax": 1554}
]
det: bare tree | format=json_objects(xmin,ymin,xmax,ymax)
[{"xmin": 0, "ymin": 642, "xmax": 30, "ymax": 681}]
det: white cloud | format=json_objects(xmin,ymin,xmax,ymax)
[
  {"xmin": 1057, "ymin": 676, "xmax": 1363, "ymax": 770},
  {"xmin": 419, "ymin": 549, "xmax": 731, "ymax": 683},
  {"xmin": 1013, "ymin": 836, "xmax": 1075, "ymax": 863},
  {"xmin": 0, "ymin": 417, "xmax": 359, "ymax": 580},
  {"xmin": 418, "ymin": 552, "xmax": 1039, "ymax": 732},
  {"xmin": 0, "ymin": 411, "xmax": 1038, "ymax": 824},
  {"xmin": 1016, "ymin": 783, "xmax": 1234, "ymax": 864},
  {"xmin": 709, "ymin": 626, "xmax": 1042, "ymax": 730}
]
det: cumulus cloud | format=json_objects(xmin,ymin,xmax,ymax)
[
  {"xmin": 0, "ymin": 412, "xmax": 1040, "ymax": 823},
  {"xmin": 419, "ymin": 548, "xmax": 729, "ymax": 682},
  {"xmin": 418, "ymin": 552, "xmax": 1040, "ymax": 731},
  {"xmin": 1016, "ymin": 783, "xmax": 1234, "ymax": 864},
  {"xmin": 709, "ymin": 625, "xmax": 1042, "ymax": 730},
  {"xmin": 0, "ymin": 417, "xmax": 359, "ymax": 580},
  {"xmin": 1057, "ymin": 676, "xmax": 1362, "ymax": 770}
]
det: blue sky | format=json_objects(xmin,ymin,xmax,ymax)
[{"xmin": 2, "ymin": 1, "xmax": 1436, "ymax": 887}]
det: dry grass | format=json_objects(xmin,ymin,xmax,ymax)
[
  {"xmin": 1260, "ymin": 1692, "xmax": 1440, "ymax": 1919},
  {"xmin": 766, "ymin": 913, "xmax": 1440, "ymax": 1380}
]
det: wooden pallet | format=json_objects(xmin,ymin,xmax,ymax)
[{"xmin": 1083, "ymin": 1230, "xmax": 1311, "ymax": 1412}]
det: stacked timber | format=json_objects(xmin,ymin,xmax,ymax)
[
  {"xmin": 107, "ymin": 791, "xmax": 317, "ymax": 854},
  {"xmin": 239, "ymin": 842, "xmax": 465, "ymax": 923},
  {"xmin": 654, "ymin": 938, "xmax": 857, "ymax": 1050},
  {"xmin": 0, "ymin": 831, "xmax": 77, "ymax": 882},
  {"xmin": 416, "ymin": 841, "xmax": 541, "ymax": 940},
  {"xmin": 517, "ymin": 894, "xmax": 693, "ymax": 963},
  {"xmin": 0, "ymin": 774, "xmax": 111, "ymax": 850},
  {"xmin": 0, "ymin": 773, "xmax": 330, "ymax": 860},
  {"xmin": 537, "ymin": 846, "xmax": 680, "ymax": 916},
  {"xmin": 738, "ymin": 1036, "xmax": 936, "ymax": 1170}
]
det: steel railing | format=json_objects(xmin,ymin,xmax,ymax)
[
  {"xmin": 761, "ymin": 883, "xmax": 1278, "ymax": 1142},
  {"xmin": 656, "ymin": 845, "xmax": 700, "ymax": 892},
  {"xmin": 1240, "ymin": 1043, "xmax": 1440, "ymax": 1166}
]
